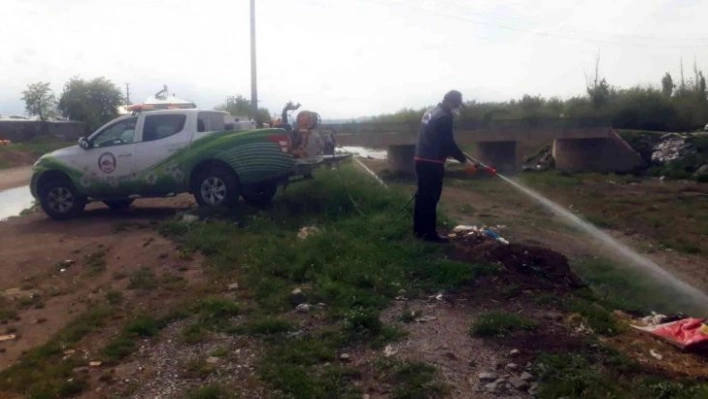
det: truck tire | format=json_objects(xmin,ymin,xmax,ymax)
[
  {"xmin": 39, "ymin": 177, "xmax": 86, "ymax": 220},
  {"xmin": 242, "ymin": 182, "xmax": 278, "ymax": 207},
  {"xmin": 193, "ymin": 165, "xmax": 240, "ymax": 208},
  {"xmin": 103, "ymin": 199, "xmax": 134, "ymax": 211}
]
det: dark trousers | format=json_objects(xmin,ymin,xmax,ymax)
[{"xmin": 414, "ymin": 161, "xmax": 444, "ymax": 237}]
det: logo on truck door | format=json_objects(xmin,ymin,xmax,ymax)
[{"xmin": 98, "ymin": 152, "xmax": 117, "ymax": 174}]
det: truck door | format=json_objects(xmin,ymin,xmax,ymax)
[
  {"xmin": 132, "ymin": 112, "xmax": 193, "ymax": 195},
  {"xmin": 74, "ymin": 116, "xmax": 139, "ymax": 197}
]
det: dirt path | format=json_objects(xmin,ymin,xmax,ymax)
[
  {"xmin": 0, "ymin": 166, "xmax": 31, "ymax": 191},
  {"xmin": 0, "ymin": 195, "xmax": 197, "ymax": 370}
]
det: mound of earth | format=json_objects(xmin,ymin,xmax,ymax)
[{"xmin": 451, "ymin": 236, "xmax": 585, "ymax": 291}]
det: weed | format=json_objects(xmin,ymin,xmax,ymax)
[
  {"xmin": 128, "ymin": 267, "xmax": 157, "ymax": 290},
  {"xmin": 566, "ymin": 298, "xmax": 620, "ymax": 336},
  {"xmin": 85, "ymin": 250, "xmax": 107, "ymax": 275},
  {"xmin": 181, "ymin": 323, "xmax": 208, "ymax": 344},
  {"xmin": 193, "ymin": 297, "xmax": 240, "ymax": 331},
  {"xmin": 470, "ymin": 312, "xmax": 538, "ymax": 338},
  {"xmin": 182, "ymin": 357, "xmax": 216, "ymax": 379},
  {"xmin": 342, "ymin": 308, "xmax": 382, "ymax": 342},
  {"xmin": 186, "ymin": 384, "xmax": 236, "ymax": 399},
  {"xmin": 0, "ymin": 306, "xmax": 110, "ymax": 397},
  {"xmin": 399, "ymin": 307, "xmax": 422, "ymax": 323},
  {"xmin": 209, "ymin": 347, "xmax": 229, "ymax": 358},
  {"xmin": 105, "ymin": 290, "xmax": 123, "ymax": 305},
  {"xmin": 125, "ymin": 315, "xmax": 160, "ymax": 337},
  {"xmin": 378, "ymin": 359, "xmax": 449, "ymax": 399},
  {"xmin": 238, "ymin": 316, "xmax": 294, "ymax": 336},
  {"xmin": 102, "ymin": 335, "xmax": 136, "ymax": 361}
]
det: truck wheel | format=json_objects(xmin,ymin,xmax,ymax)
[
  {"xmin": 39, "ymin": 178, "xmax": 86, "ymax": 220},
  {"xmin": 193, "ymin": 166, "xmax": 240, "ymax": 208},
  {"xmin": 104, "ymin": 199, "xmax": 134, "ymax": 211},
  {"xmin": 242, "ymin": 182, "xmax": 278, "ymax": 207}
]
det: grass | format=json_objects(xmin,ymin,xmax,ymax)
[
  {"xmin": 470, "ymin": 311, "xmax": 538, "ymax": 338},
  {"xmin": 186, "ymin": 384, "xmax": 237, "ymax": 399},
  {"xmin": 238, "ymin": 316, "xmax": 294, "ymax": 336},
  {"xmin": 156, "ymin": 167, "xmax": 493, "ymax": 397},
  {"xmin": 0, "ymin": 306, "xmax": 112, "ymax": 398},
  {"xmin": 536, "ymin": 351, "xmax": 708, "ymax": 398},
  {"xmin": 571, "ymin": 257, "xmax": 705, "ymax": 315},
  {"xmin": 84, "ymin": 249, "xmax": 107, "ymax": 275},
  {"xmin": 0, "ymin": 138, "xmax": 70, "ymax": 169},
  {"xmin": 378, "ymin": 359, "xmax": 449, "ymax": 399},
  {"xmin": 127, "ymin": 267, "xmax": 157, "ymax": 290}
]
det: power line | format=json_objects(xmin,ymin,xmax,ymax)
[
  {"xmin": 430, "ymin": 0, "xmax": 708, "ymax": 43},
  {"xmin": 360, "ymin": 0, "xmax": 708, "ymax": 48}
]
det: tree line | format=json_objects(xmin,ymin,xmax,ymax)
[
  {"xmin": 372, "ymin": 61, "xmax": 708, "ymax": 132},
  {"xmin": 21, "ymin": 77, "xmax": 124, "ymax": 133}
]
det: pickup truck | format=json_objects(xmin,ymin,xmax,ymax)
[{"xmin": 30, "ymin": 109, "xmax": 349, "ymax": 220}]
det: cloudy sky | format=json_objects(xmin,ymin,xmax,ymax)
[{"xmin": 2, "ymin": 0, "xmax": 708, "ymax": 119}]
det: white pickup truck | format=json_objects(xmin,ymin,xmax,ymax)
[{"xmin": 30, "ymin": 109, "xmax": 349, "ymax": 219}]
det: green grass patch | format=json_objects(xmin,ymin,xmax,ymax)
[
  {"xmin": 238, "ymin": 316, "xmax": 294, "ymax": 336},
  {"xmin": 105, "ymin": 290, "xmax": 123, "ymax": 305},
  {"xmin": 186, "ymin": 384, "xmax": 237, "ymax": 399},
  {"xmin": 127, "ymin": 267, "xmax": 157, "ymax": 290},
  {"xmin": 84, "ymin": 249, "xmax": 107, "ymax": 275},
  {"xmin": 536, "ymin": 352, "xmax": 708, "ymax": 398},
  {"xmin": 181, "ymin": 323, "xmax": 208, "ymax": 344},
  {"xmin": 470, "ymin": 311, "xmax": 538, "ymax": 338},
  {"xmin": 378, "ymin": 359, "xmax": 449, "ymax": 399}
]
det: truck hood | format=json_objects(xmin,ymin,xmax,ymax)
[
  {"xmin": 34, "ymin": 145, "xmax": 83, "ymax": 167},
  {"xmin": 39, "ymin": 145, "xmax": 82, "ymax": 160}
]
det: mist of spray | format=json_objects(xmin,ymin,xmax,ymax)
[{"xmin": 495, "ymin": 172, "xmax": 708, "ymax": 310}]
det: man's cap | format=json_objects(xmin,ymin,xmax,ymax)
[{"xmin": 443, "ymin": 90, "xmax": 464, "ymax": 107}]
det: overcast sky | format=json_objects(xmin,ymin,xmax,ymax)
[{"xmin": 2, "ymin": 0, "xmax": 708, "ymax": 119}]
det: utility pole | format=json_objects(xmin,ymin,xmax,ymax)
[
  {"xmin": 250, "ymin": 0, "xmax": 258, "ymax": 125},
  {"xmin": 125, "ymin": 83, "xmax": 131, "ymax": 105}
]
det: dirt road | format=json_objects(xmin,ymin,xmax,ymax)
[{"xmin": 0, "ymin": 166, "xmax": 31, "ymax": 191}]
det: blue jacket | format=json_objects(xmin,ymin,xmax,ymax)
[{"xmin": 415, "ymin": 105, "xmax": 466, "ymax": 164}]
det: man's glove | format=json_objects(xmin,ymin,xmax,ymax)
[{"xmin": 464, "ymin": 163, "xmax": 478, "ymax": 176}]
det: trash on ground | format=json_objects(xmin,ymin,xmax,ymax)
[
  {"xmin": 632, "ymin": 318, "xmax": 708, "ymax": 352},
  {"xmin": 0, "ymin": 334, "xmax": 17, "ymax": 342},
  {"xmin": 650, "ymin": 349, "xmax": 664, "ymax": 360},
  {"xmin": 383, "ymin": 344, "xmax": 398, "ymax": 357},
  {"xmin": 181, "ymin": 214, "xmax": 199, "ymax": 223},
  {"xmin": 297, "ymin": 226, "xmax": 320, "ymax": 239},
  {"xmin": 449, "ymin": 225, "xmax": 510, "ymax": 245}
]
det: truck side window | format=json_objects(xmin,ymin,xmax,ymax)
[
  {"xmin": 142, "ymin": 114, "xmax": 187, "ymax": 142},
  {"xmin": 92, "ymin": 117, "xmax": 138, "ymax": 147},
  {"xmin": 197, "ymin": 112, "xmax": 226, "ymax": 133}
]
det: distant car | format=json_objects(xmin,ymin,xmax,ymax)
[{"xmin": 30, "ymin": 109, "xmax": 349, "ymax": 220}]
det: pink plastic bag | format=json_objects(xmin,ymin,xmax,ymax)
[{"xmin": 633, "ymin": 318, "xmax": 708, "ymax": 351}]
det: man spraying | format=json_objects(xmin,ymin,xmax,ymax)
[{"xmin": 413, "ymin": 90, "xmax": 475, "ymax": 243}]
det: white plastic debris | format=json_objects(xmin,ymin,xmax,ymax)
[
  {"xmin": 297, "ymin": 226, "xmax": 320, "ymax": 239},
  {"xmin": 649, "ymin": 349, "xmax": 663, "ymax": 360}
]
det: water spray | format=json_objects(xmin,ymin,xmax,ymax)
[{"xmin": 460, "ymin": 152, "xmax": 708, "ymax": 310}]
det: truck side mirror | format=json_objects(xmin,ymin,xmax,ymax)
[{"xmin": 78, "ymin": 137, "xmax": 91, "ymax": 150}]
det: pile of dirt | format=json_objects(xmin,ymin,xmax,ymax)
[{"xmin": 452, "ymin": 237, "xmax": 585, "ymax": 291}]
